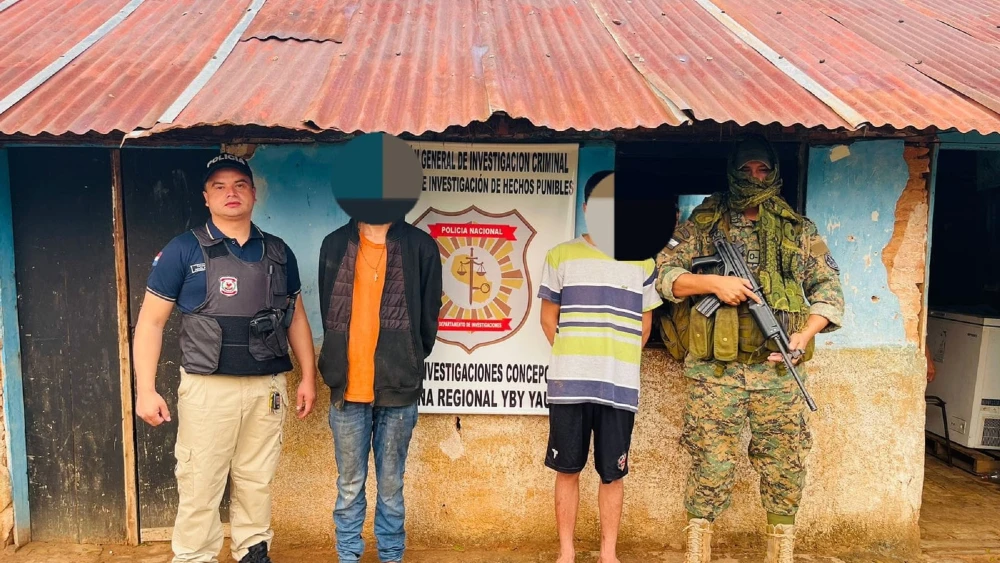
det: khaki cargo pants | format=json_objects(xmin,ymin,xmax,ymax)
[{"xmin": 172, "ymin": 368, "xmax": 288, "ymax": 563}]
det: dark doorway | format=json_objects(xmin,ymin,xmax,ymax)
[
  {"xmin": 921, "ymin": 147, "xmax": 1000, "ymax": 551},
  {"xmin": 9, "ymin": 147, "xmax": 126, "ymax": 542},
  {"xmin": 927, "ymin": 149, "xmax": 1000, "ymax": 313}
]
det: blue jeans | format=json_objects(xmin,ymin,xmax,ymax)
[{"xmin": 329, "ymin": 401, "xmax": 418, "ymax": 563}]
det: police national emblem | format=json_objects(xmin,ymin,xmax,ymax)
[{"xmin": 219, "ymin": 276, "xmax": 238, "ymax": 297}]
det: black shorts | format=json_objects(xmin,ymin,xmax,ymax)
[{"xmin": 545, "ymin": 402, "xmax": 636, "ymax": 484}]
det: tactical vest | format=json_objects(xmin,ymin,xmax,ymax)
[
  {"xmin": 178, "ymin": 227, "xmax": 294, "ymax": 376},
  {"xmin": 662, "ymin": 205, "xmax": 815, "ymax": 365}
]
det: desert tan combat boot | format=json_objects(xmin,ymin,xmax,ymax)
[
  {"xmin": 765, "ymin": 524, "xmax": 795, "ymax": 563},
  {"xmin": 684, "ymin": 518, "xmax": 712, "ymax": 563}
]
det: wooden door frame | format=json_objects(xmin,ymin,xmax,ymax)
[{"xmin": 112, "ymin": 149, "xmax": 140, "ymax": 546}]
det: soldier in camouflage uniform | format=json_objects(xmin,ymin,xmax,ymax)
[{"xmin": 655, "ymin": 136, "xmax": 844, "ymax": 563}]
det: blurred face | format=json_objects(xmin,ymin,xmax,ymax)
[
  {"xmin": 204, "ymin": 168, "xmax": 255, "ymax": 219},
  {"xmin": 740, "ymin": 160, "xmax": 772, "ymax": 182}
]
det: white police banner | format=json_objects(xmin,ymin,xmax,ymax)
[{"xmin": 406, "ymin": 142, "xmax": 578, "ymax": 414}]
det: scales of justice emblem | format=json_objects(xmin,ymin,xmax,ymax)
[{"xmin": 413, "ymin": 205, "xmax": 537, "ymax": 354}]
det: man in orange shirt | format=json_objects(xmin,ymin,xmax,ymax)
[{"xmin": 317, "ymin": 218, "xmax": 442, "ymax": 563}]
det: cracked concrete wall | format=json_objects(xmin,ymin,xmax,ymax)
[
  {"xmin": 250, "ymin": 140, "xmax": 931, "ymax": 556},
  {"xmin": 884, "ymin": 145, "xmax": 932, "ymax": 344},
  {"xmin": 270, "ymin": 346, "xmax": 924, "ymax": 555}
]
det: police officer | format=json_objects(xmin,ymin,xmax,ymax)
[
  {"xmin": 134, "ymin": 153, "xmax": 317, "ymax": 563},
  {"xmin": 655, "ymin": 136, "xmax": 844, "ymax": 563}
]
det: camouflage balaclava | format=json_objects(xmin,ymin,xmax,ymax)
[{"xmin": 725, "ymin": 136, "xmax": 805, "ymax": 314}]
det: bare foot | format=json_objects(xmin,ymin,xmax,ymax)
[
  {"xmin": 555, "ymin": 553, "xmax": 575, "ymax": 563},
  {"xmin": 596, "ymin": 557, "xmax": 621, "ymax": 563}
]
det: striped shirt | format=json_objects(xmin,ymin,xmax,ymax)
[{"xmin": 538, "ymin": 237, "xmax": 661, "ymax": 412}]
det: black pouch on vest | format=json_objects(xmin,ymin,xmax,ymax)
[
  {"xmin": 180, "ymin": 314, "xmax": 223, "ymax": 374},
  {"xmin": 248, "ymin": 309, "xmax": 289, "ymax": 361}
]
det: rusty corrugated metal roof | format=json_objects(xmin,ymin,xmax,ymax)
[
  {"xmin": 243, "ymin": 0, "xmax": 357, "ymax": 42},
  {"xmin": 300, "ymin": 0, "xmax": 493, "ymax": 136},
  {"xmin": 166, "ymin": 0, "xmax": 683, "ymax": 135},
  {"xmin": 2, "ymin": 0, "xmax": 1000, "ymax": 137},
  {"xmin": 899, "ymin": 0, "xmax": 1000, "ymax": 46},
  {"xmin": 171, "ymin": 39, "xmax": 342, "ymax": 129},
  {"xmin": 474, "ymin": 0, "xmax": 686, "ymax": 132},
  {"xmin": 0, "ymin": 0, "xmax": 253, "ymax": 136},
  {"xmin": 818, "ymin": 0, "xmax": 1000, "ymax": 117},
  {"xmin": 590, "ymin": 0, "xmax": 849, "ymax": 129},
  {"xmin": 0, "ymin": 0, "xmax": 132, "ymax": 105},
  {"xmin": 714, "ymin": 0, "xmax": 1000, "ymax": 134}
]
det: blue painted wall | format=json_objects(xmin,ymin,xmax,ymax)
[
  {"xmin": 0, "ymin": 149, "xmax": 30, "ymax": 543},
  {"xmin": 249, "ymin": 142, "xmax": 610, "ymax": 340},
  {"xmin": 575, "ymin": 142, "xmax": 615, "ymax": 237},
  {"xmin": 247, "ymin": 145, "xmax": 350, "ymax": 341},
  {"xmin": 678, "ymin": 194, "xmax": 712, "ymax": 223},
  {"xmin": 806, "ymin": 140, "xmax": 909, "ymax": 348}
]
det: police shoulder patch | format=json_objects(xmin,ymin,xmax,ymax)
[{"xmin": 825, "ymin": 252, "xmax": 839, "ymax": 272}]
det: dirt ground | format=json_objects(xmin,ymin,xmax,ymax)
[
  {"xmin": 4, "ymin": 542, "xmax": 1000, "ymax": 563},
  {"xmin": 917, "ymin": 455, "xmax": 1000, "ymax": 562},
  {"xmin": 2, "ymin": 455, "xmax": 997, "ymax": 563}
]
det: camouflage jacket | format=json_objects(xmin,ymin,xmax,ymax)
[{"xmin": 656, "ymin": 202, "xmax": 844, "ymax": 390}]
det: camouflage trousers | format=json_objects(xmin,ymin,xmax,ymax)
[{"xmin": 681, "ymin": 378, "xmax": 813, "ymax": 521}]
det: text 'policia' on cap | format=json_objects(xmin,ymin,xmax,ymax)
[{"xmin": 203, "ymin": 153, "xmax": 254, "ymax": 185}]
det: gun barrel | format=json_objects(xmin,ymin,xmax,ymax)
[{"xmin": 773, "ymin": 337, "xmax": 818, "ymax": 412}]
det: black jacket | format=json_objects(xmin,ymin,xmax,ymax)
[{"xmin": 318, "ymin": 219, "xmax": 442, "ymax": 407}]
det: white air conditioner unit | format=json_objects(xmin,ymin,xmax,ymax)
[{"xmin": 926, "ymin": 310, "xmax": 1000, "ymax": 450}]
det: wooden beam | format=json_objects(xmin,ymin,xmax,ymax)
[
  {"xmin": 111, "ymin": 149, "xmax": 139, "ymax": 546},
  {"xmin": 0, "ymin": 149, "xmax": 30, "ymax": 545},
  {"xmin": 919, "ymin": 143, "xmax": 939, "ymax": 354}
]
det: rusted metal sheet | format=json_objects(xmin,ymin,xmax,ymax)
[
  {"xmin": 692, "ymin": 0, "xmax": 866, "ymax": 129},
  {"xmin": 0, "ymin": 0, "xmax": 149, "ymax": 117},
  {"xmin": 243, "ymin": 0, "xmax": 358, "ymax": 42},
  {"xmin": 168, "ymin": 39, "xmax": 342, "ymax": 130},
  {"xmin": 158, "ymin": 0, "xmax": 267, "ymax": 124},
  {"xmin": 589, "ymin": 0, "xmax": 849, "ymax": 129},
  {"xmin": 818, "ymin": 0, "xmax": 1000, "ymax": 117},
  {"xmin": 302, "ymin": 0, "xmax": 493, "ymax": 135},
  {"xmin": 714, "ymin": 0, "xmax": 1000, "ymax": 134},
  {"xmin": 477, "ymin": 0, "xmax": 685, "ymax": 130},
  {"xmin": 171, "ymin": 0, "xmax": 682, "ymax": 134},
  {"xmin": 899, "ymin": 0, "xmax": 1000, "ymax": 47},
  {"xmin": 0, "ymin": 0, "xmax": 252, "ymax": 136},
  {"xmin": 0, "ymin": 0, "xmax": 132, "ymax": 105},
  {"xmin": 3, "ymin": 0, "xmax": 1000, "ymax": 137}
]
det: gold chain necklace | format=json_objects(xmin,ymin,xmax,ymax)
[{"xmin": 359, "ymin": 241, "xmax": 385, "ymax": 281}]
